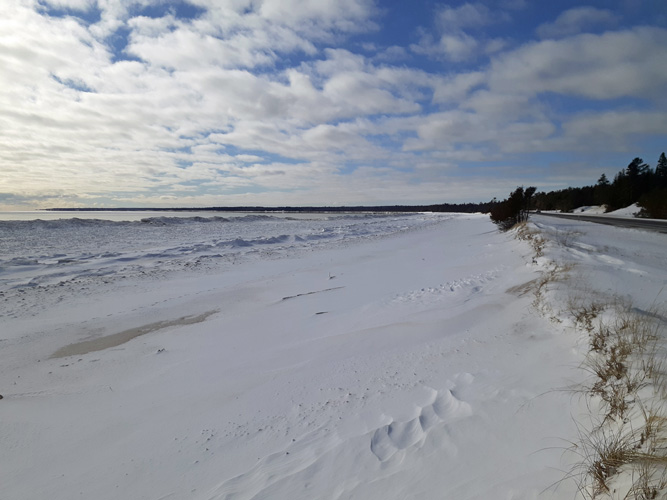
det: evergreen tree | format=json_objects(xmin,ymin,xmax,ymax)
[
  {"xmin": 594, "ymin": 174, "xmax": 611, "ymax": 206},
  {"xmin": 656, "ymin": 152, "xmax": 667, "ymax": 187},
  {"xmin": 607, "ymin": 169, "xmax": 630, "ymax": 210},
  {"xmin": 624, "ymin": 157, "xmax": 651, "ymax": 205},
  {"xmin": 638, "ymin": 188, "xmax": 667, "ymax": 218},
  {"xmin": 490, "ymin": 186, "xmax": 536, "ymax": 230}
]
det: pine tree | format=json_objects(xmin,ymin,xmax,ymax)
[
  {"xmin": 625, "ymin": 157, "xmax": 649, "ymax": 178},
  {"xmin": 656, "ymin": 152, "xmax": 667, "ymax": 186},
  {"xmin": 624, "ymin": 157, "xmax": 651, "ymax": 203},
  {"xmin": 489, "ymin": 186, "xmax": 537, "ymax": 230},
  {"xmin": 594, "ymin": 174, "xmax": 611, "ymax": 206}
]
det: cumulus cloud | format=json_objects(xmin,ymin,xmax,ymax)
[
  {"xmin": 432, "ymin": 71, "xmax": 486, "ymax": 104},
  {"xmin": 127, "ymin": 16, "xmax": 318, "ymax": 70},
  {"xmin": 559, "ymin": 111, "xmax": 667, "ymax": 151},
  {"xmin": 436, "ymin": 2, "xmax": 496, "ymax": 31},
  {"xmin": 439, "ymin": 33, "xmax": 479, "ymax": 62},
  {"xmin": 536, "ymin": 6, "xmax": 618, "ymax": 39},
  {"xmin": 411, "ymin": 2, "xmax": 508, "ymax": 62},
  {"xmin": 255, "ymin": 0, "xmax": 378, "ymax": 34},
  {"xmin": 402, "ymin": 110, "xmax": 555, "ymax": 155},
  {"xmin": 489, "ymin": 27, "xmax": 667, "ymax": 100},
  {"xmin": 38, "ymin": 0, "xmax": 96, "ymax": 11}
]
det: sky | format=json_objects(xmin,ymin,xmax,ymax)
[{"xmin": 1, "ymin": 0, "xmax": 667, "ymax": 209}]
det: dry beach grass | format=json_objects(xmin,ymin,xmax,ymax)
[{"xmin": 516, "ymin": 221, "xmax": 667, "ymax": 498}]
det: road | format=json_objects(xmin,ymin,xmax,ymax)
[{"xmin": 532, "ymin": 212, "xmax": 667, "ymax": 234}]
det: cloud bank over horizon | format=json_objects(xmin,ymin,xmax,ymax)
[{"xmin": 1, "ymin": 0, "xmax": 666, "ymax": 210}]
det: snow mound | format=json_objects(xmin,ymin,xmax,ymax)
[{"xmin": 606, "ymin": 203, "xmax": 641, "ymax": 217}]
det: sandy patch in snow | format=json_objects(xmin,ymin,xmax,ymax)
[{"xmin": 51, "ymin": 309, "xmax": 219, "ymax": 358}]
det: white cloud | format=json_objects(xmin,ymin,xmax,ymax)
[
  {"xmin": 438, "ymin": 33, "xmax": 479, "ymax": 62},
  {"xmin": 127, "ymin": 19, "xmax": 316, "ymax": 70},
  {"xmin": 432, "ymin": 71, "xmax": 486, "ymax": 104},
  {"xmin": 489, "ymin": 27, "xmax": 667, "ymax": 100},
  {"xmin": 484, "ymin": 38, "xmax": 506, "ymax": 55},
  {"xmin": 39, "ymin": 0, "xmax": 96, "ymax": 11},
  {"xmin": 322, "ymin": 71, "xmax": 421, "ymax": 116},
  {"xmin": 537, "ymin": 6, "xmax": 618, "ymax": 39},
  {"xmin": 559, "ymin": 111, "xmax": 667, "ymax": 151},
  {"xmin": 461, "ymin": 90, "xmax": 540, "ymax": 120},
  {"xmin": 411, "ymin": 32, "xmax": 477, "ymax": 62},
  {"xmin": 402, "ymin": 110, "xmax": 555, "ymax": 154},
  {"xmin": 0, "ymin": 4, "xmax": 109, "ymax": 88},
  {"xmin": 256, "ymin": 0, "xmax": 378, "ymax": 34},
  {"xmin": 411, "ymin": 2, "xmax": 508, "ymax": 62},
  {"xmin": 436, "ymin": 3, "xmax": 495, "ymax": 31}
]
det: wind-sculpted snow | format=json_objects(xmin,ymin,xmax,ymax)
[
  {"xmin": 205, "ymin": 378, "xmax": 475, "ymax": 500},
  {"xmin": 370, "ymin": 387, "xmax": 472, "ymax": 462},
  {"xmin": 0, "ymin": 213, "xmax": 446, "ymax": 317}
]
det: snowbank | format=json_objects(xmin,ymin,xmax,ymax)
[
  {"xmin": 605, "ymin": 202, "xmax": 641, "ymax": 217},
  {"xmin": 569, "ymin": 203, "xmax": 642, "ymax": 217}
]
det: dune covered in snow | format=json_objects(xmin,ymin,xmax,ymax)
[{"xmin": 1, "ymin": 212, "xmax": 665, "ymax": 499}]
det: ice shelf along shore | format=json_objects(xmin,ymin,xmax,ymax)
[{"xmin": 1, "ymin": 212, "xmax": 665, "ymax": 499}]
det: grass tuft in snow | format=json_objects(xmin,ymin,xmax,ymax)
[
  {"xmin": 530, "ymin": 262, "xmax": 573, "ymax": 323},
  {"xmin": 515, "ymin": 222, "xmax": 545, "ymax": 260},
  {"xmin": 513, "ymin": 222, "xmax": 573, "ymax": 322},
  {"xmin": 516, "ymin": 222, "xmax": 667, "ymax": 498},
  {"xmin": 567, "ymin": 297, "xmax": 605, "ymax": 335},
  {"xmin": 573, "ymin": 307, "xmax": 667, "ymax": 499},
  {"xmin": 572, "ymin": 422, "xmax": 635, "ymax": 498}
]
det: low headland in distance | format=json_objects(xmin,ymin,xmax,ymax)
[{"xmin": 41, "ymin": 201, "xmax": 494, "ymax": 214}]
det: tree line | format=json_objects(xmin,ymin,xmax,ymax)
[
  {"xmin": 490, "ymin": 153, "xmax": 667, "ymax": 230},
  {"xmin": 47, "ymin": 202, "xmax": 497, "ymax": 214},
  {"xmin": 533, "ymin": 153, "xmax": 667, "ymax": 217}
]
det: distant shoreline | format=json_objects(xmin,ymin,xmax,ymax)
[{"xmin": 42, "ymin": 203, "xmax": 493, "ymax": 214}]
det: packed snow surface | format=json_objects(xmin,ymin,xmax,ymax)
[{"xmin": 1, "ymin": 212, "xmax": 664, "ymax": 499}]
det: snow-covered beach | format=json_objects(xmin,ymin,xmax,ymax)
[{"xmin": 1, "ymin": 212, "xmax": 665, "ymax": 499}]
